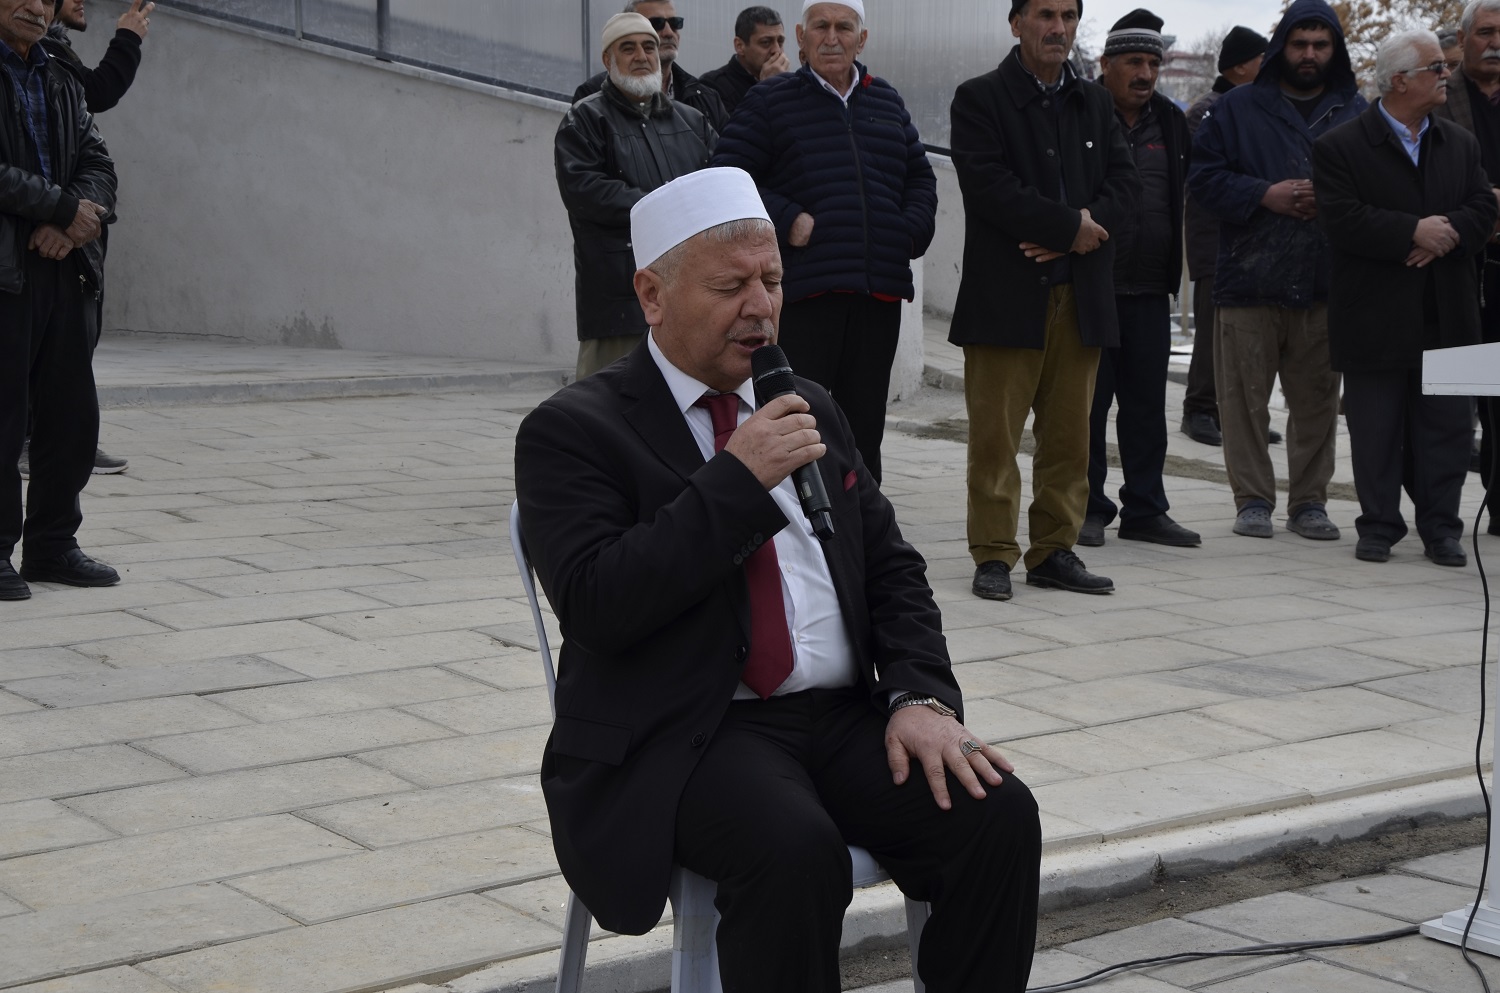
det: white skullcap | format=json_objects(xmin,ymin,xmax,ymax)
[
  {"xmin": 631, "ymin": 168, "xmax": 771, "ymax": 270},
  {"xmin": 601, "ymin": 12, "xmax": 657, "ymax": 54},
  {"xmin": 802, "ymin": 0, "xmax": 866, "ymax": 21}
]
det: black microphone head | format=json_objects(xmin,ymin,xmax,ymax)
[{"xmin": 751, "ymin": 344, "xmax": 796, "ymax": 405}]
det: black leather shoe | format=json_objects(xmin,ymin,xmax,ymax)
[
  {"xmin": 1118, "ymin": 514, "xmax": 1201, "ymax": 547},
  {"xmin": 1078, "ymin": 516, "xmax": 1106, "ymax": 547},
  {"xmin": 20, "ymin": 548, "xmax": 120, "ymax": 587},
  {"xmin": 1181, "ymin": 412, "xmax": 1222, "ymax": 446},
  {"xmin": 1269, "ymin": 428, "xmax": 1284, "ymax": 444},
  {"xmin": 972, "ymin": 561, "xmax": 1013, "ymax": 601},
  {"xmin": 1488, "ymin": 518, "xmax": 1500, "ymax": 537},
  {"xmin": 1355, "ymin": 535, "xmax": 1391, "ymax": 563},
  {"xmin": 1425, "ymin": 536, "xmax": 1467, "ymax": 567},
  {"xmin": 0, "ymin": 561, "xmax": 30, "ymax": 600},
  {"xmin": 1026, "ymin": 549, "xmax": 1114, "ymax": 594}
]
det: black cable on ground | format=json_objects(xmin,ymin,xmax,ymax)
[
  {"xmin": 1027, "ymin": 401, "xmax": 1500, "ymax": 993},
  {"xmin": 1025, "ymin": 925, "xmax": 1419, "ymax": 992},
  {"xmin": 1455, "ymin": 397, "xmax": 1500, "ymax": 993}
]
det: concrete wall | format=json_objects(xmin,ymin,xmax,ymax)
[
  {"xmin": 79, "ymin": 2, "xmax": 577, "ymax": 366},
  {"xmin": 74, "ymin": 2, "xmax": 930, "ymax": 392},
  {"xmin": 925, "ymin": 155, "xmax": 964, "ymax": 322}
]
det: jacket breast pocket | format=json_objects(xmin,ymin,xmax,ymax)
[{"xmin": 552, "ymin": 714, "xmax": 633, "ymax": 766}]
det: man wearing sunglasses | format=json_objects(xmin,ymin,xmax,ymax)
[
  {"xmin": 1314, "ymin": 29, "xmax": 1496, "ymax": 566},
  {"xmin": 572, "ymin": 0, "xmax": 728, "ymax": 132}
]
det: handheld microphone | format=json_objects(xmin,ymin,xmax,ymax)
[{"xmin": 751, "ymin": 344, "xmax": 835, "ymax": 542}]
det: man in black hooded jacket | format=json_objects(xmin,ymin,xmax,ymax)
[{"xmin": 1188, "ymin": 0, "xmax": 1365, "ymax": 544}]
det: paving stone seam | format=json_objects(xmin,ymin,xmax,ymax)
[
  {"xmin": 436, "ymin": 779, "xmax": 1489, "ymax": 993},
  {"xmin": 96, "ymin": 370, "xmax": 571, "ymax": 409}
]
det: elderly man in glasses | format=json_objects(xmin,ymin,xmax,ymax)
[
  {"xmin": 1314, "ymin": 29, "xmax": 1497, "ymax": 565},
  {"xmin": 573, "ymin": 0, "xmax": 728, "ymax": 130}
]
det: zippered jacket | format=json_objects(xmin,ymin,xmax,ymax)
[
  {"xmin": 0, "ymin": 53, "xmax": 116, "ymax": 294},
  {"xmin": 710, "ymin": 62, "xmax": 937, "ymax": 304},
  {"xmin": 1187, "ymin": 0, "xmax": 1365, "ymax": 309},
  {"xmin": 555, "ymin": 81, "xmax": 716, "ymax": 340}
]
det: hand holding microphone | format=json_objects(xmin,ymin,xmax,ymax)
[{"xmin": 744, "ymin": 345, "xmax": 835, "ymax": 540}]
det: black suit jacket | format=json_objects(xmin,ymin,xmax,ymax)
[
  {"xmin": 514, "ymin": 342, "xmax": 960, "ymax": 935},
  {"xmin": 1314, "ymin": 103, "xmax": 1496, "ymax": 371},
  {"xmin": 947, "ymin": 50, "xmax": 1140, "ymax": 351}
]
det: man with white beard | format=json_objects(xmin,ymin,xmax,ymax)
[{"xmin": 555, "ymin": 12, "xmax": 718, "ymax": 379}]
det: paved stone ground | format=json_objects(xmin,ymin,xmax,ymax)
[
  {"xmin": 0, "ymin": 329, "xmax": 1497, "ymax": 992},
  {"xmin": 851, "ymin": 845, "xmax": 1500, "ymax": 993}
]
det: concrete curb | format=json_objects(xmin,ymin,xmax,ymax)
[
  {"xmin": 97, "ymin": 369, "xmax": 572, "ymax": 408},
  {"xmin": 434, "ymin": 776, "xmax": 1487, "ymax": 993}
]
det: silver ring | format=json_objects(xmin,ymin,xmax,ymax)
[{"xmin": 959, "ymin": 739, "xmax": 982, "ymax": 758}]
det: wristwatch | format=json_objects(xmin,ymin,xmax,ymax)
[{"xmin": 889, "ymin": 692, "xmax": 957, "ymax": 718}]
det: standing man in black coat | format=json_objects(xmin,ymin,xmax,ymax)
[
  {"xmin": 0, "ymin": 0, "xmax": 118, "ymax": 600},
  {"xmin": 697, "ymin": 5, "xmax": 790, "ymax": 114},
  {"xmin": 948, "ymin": 0, "xmax": 1140, "ymax": 602},
  {"xmin": 1080, "ymin": 8, "xmax": 1199, "ymax": 549},
  {"xmin": 1180, "ymin": 26, "xmax": 1267, "ymax": 447},
  {"xmin": 21, "ymin": 0, "xmax": 153, "ymax": 481},
  {"xmin": 45, "ymin": 0, "xmax": 148, "ymax": 113},
  {"xmin": 1315, "ymin": 29, "xmax": 1497, "ymax": 566},
  {"xmin": 555, "ymin": 12, "xmax": 715, "ymax": 379}
]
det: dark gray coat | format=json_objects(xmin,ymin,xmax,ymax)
[
  {"xmin": 1315, "ymin": 104, "xmax": 1497, "ymax": 371},
  {"xmin": 554, "ymin": 82, "xmax": 716, "ymax": 341},
  {"xmin": 947, "ymin": 50, "xmax": 1140, "ymax": 350}
]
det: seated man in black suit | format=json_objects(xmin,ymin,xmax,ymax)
[{"xmin": 515, "ymin": 166, "xmax": 1040, "ymax": 993}]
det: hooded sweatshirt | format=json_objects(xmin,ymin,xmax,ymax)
[{"xmin": 1186, "ymin": 0, "xmax": 1366, "ymax": 309}]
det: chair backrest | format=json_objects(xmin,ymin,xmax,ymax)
[{"xmin": 510, "ymin": 500, "xmax": 558, "ymax": 718}]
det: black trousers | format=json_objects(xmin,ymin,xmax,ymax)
[
  {"xmin": 0, "ymin": 254, "xmax": 99, "ymax": 563},
  {"xmin": 1344, "ymin": 367, "xmax": 1471, "ymax": 546},
  {"xmin": 1478, "ymin": 249, "xmax": 1500, "ymax": 514},
  {"xmin": 1184, "ymin": 276, "xmax": 1217, "ymax": 418},
  {"xmin": 673, "ymin": 687, "xmax": 1041, "ymax": 993},
  {"xmin": 776, "ymin": 294, "xmax": 902, "ymax": 484},
  {"xmin": 1087, "ymin": 294, "xmax": 1172, "ymax": 525}
]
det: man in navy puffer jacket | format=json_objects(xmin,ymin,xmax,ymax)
[{"xmin": 712, "ymin": 0, "xmax": 937, "ymax": 483}]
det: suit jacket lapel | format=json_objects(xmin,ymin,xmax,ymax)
[
  {"xmin": 617, "ymin": 341, "xmax": 755, "ymax": 643},
  {"xmin": 618, "ymin": 341, "xmax": 708, "ymax": 484}
]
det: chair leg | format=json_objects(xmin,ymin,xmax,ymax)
[
  {"xmin": 670, "ymin": 865, "xmax": 723, "ymax": 993},
  {"xmin": 904, "ymin": 897, "xmax": 930, "ymax": 993},
  {"xmin": 556, "ymin": 890, "xmax": 592, "ymax": 993}
]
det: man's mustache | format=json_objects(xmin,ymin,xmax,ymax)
[
  {"xmin": 1483, "ymin": 49, "xmax": 1500, "ymax": 61},
  {"xmin": 1043, "ymin": 34, "xmax": 1068, "ymax": 46}
]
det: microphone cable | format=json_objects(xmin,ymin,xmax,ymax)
[{"xmin": 1027, "ymin": 398, "xmax": 1499, "ymax": 993}]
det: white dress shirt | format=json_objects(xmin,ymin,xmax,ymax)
[
  {"xmin": 810, "ymin": 63, "xmax": 860, "ymax": 106},
  {"xmin": 648, "ymin": 335, "xmax": 858, "ymax": 698}
]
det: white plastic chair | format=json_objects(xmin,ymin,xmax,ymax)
[{"xmin": 509, "ymin": 502, "xmax": 930, "ymax": 993}]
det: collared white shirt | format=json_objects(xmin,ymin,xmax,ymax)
[
  {"xmin": 648, "ymin": 334, "xmax": 858, "ymax": 698},
  {"xmin": 1377, "ymin": 98, "xmax": 1428, "ymax": 167},
  {"xmin": 810, "ymin": 63, "xmax": 861, "ymax": 105}
]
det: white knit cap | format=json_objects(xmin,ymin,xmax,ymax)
[
  {"xmin": 631, "ymin": 168, "xmax": 771, "ymax": 271},
  {"xmin": 600, "ymin": 12, "xmax": 657, "ymax": 55},
  {"xmin": 802, "ymin": 0, "xmax": 866, "ymax": 21}
]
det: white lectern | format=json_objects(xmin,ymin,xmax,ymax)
[{"xmin": 1420, "ymin": 342, "xmax": 1500, "ymax": 955}]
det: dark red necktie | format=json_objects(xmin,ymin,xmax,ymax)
[{"xmin": 696, "ymin": 392, "xmax": 794, "ymax": 698}]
